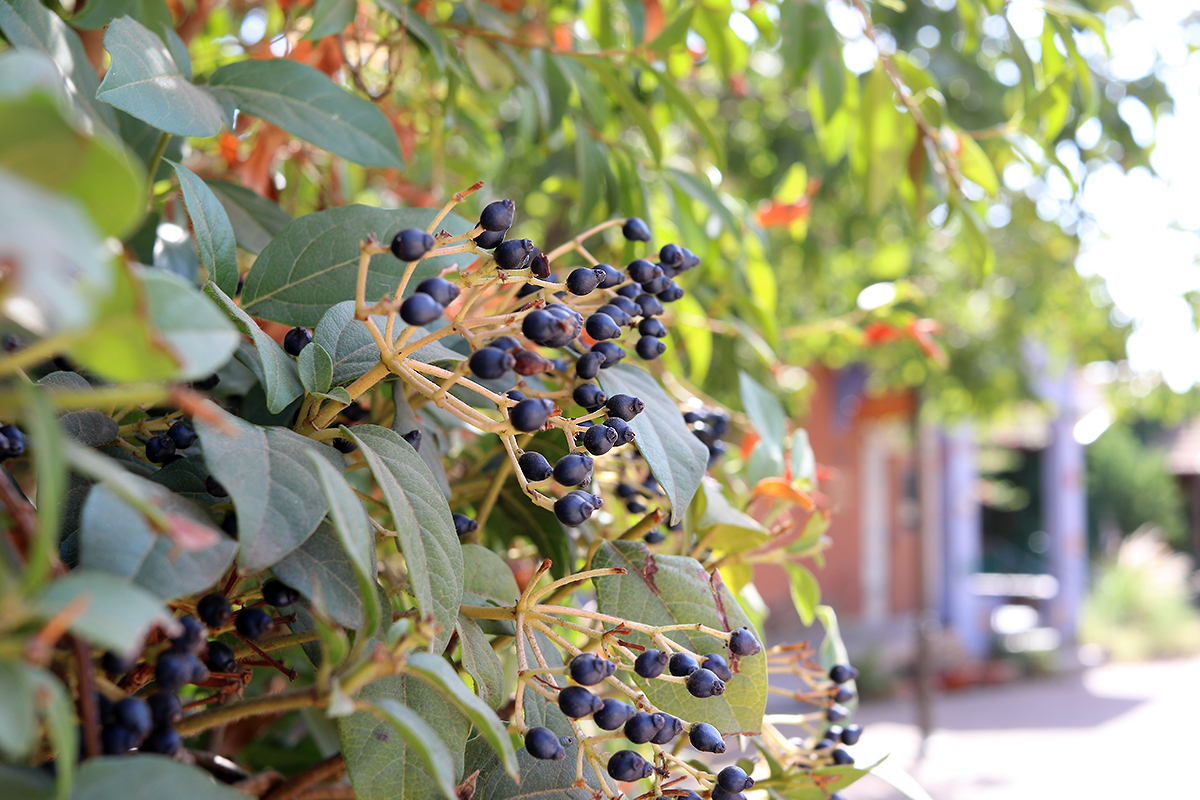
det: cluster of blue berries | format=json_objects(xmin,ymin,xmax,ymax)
[
  {"xmin": 812, "ymin": 663, "xmax": 862, "ymax": 769},
  {"xmin": 92, "ymin": 579, "xmax": 301, "ymax": 758},
  {"xmin": 522, "ymin": 626, "xmax": 763, "ymax": 792},
  {"xmin": 684, "ymin": 406, "xmax": 732, "ymax": 466}
]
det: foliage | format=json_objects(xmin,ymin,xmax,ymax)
[
  {"xmin": 1080, "ymin": 528, "xmax": 1200, "ymax": 661},
  {"xmin": 1087, "ymin": 421, "xmax": 1187, "ymax": 548},
  {"xmin": 0, "ymin": 0, "xmax": 1155, "ymax": 799}
]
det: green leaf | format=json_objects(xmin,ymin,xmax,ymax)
[
  {"xmin": 204, "ymin": 281, "xmax": 305, "ymax": 413},
  {"xmin": 854, "ymin": 64, "xmax": 917, "ymax": 214},
  {"xmin": 0, "ymin": 0, "xmax": 117, "ymax": 129},
  {"xmin": 96, "ymin": 16, "xmax": 225, "ymax": 137},
  {"xmin": 207, "ymin": 59, "xmax": 402, "ymax": 168},
  {"xmin": 204, "ymin": 179, "xmax": 292, "ymax": 255},
  {"xmin": 194, "ymin": 403, "xmax": 343, "ymax": 570},
  {"xmin": 816, "ymin": 604, "xmax": 850, "ymax": 669},
  {"xmin": 340, "ymin": 676, "xmax": 471, "ymax": 800},
  {"xmin": 272, "ymin": 521, "xmax": 369, "ymax": 629},
  {"xmin": 305, "ymin": 0, "xmax": 355, "ymax": 40},
  {"xmin": 168, "ymin": 160, "xmax": 239, "ymax": 296},
  {"xmin": 784, "ymin": 563, "xmax": 820, "ymax": 626},
  {"xmin": 592, "ymin": 540, "xmax": 768, "ymax": 735},
  {"xmin": 141, "ymin": 268, "xmax": 241, "ymax": 381},
  {"xmin": 27, "ymin": 667, "xmax": 75, "ymax": 800},
  {"xmin": 70, "ymin": 0, "xmax": 170, "ymax": 34},
  {"xmin": 492, "ymin": 490, "xmax": 572, "ymax": 581},
  {"xmin": 240, "ymin": 206, "xmax": 473, "ymax": 326},
  {"xmin": 33, "ymin": 570, "xmax": 175, "ymax": 657},
  {"xmin": 791, "ymin": 429, "xmax": 816, "ymax": 486},
  {"xmin": 0, "ymin": 91, "xmax": 145, "ymax": 238},
  {"xmin": 343, "ymin": 424, "xmax": 462, "ymax": 652},
  {"xmin": 694, "ymin": 478, "xmax": 769, "ymax": 555},
  {"xmin": 583, "ymin": 59, "xmax": 662, "ymax": 163},
  {"xmin": 23, "ymin": 385, "xmax": 68, "ymax": 592},
  {"xmin": 954, "ymin": 131, "xmax": 998, "ymax": 197},
  {"xmin": 298, "ymin": 342, "xmax": 334, "ymax": 395},
  {"xmin": 392, "ymin": 392, "xmax": 451, "ymax": 499},
  {"xmin": 359, "ymin": 698, "xmax": 459, "ymax": 800},
  {"xmin": 738, "ymin": 371, "xmax": 788, "ymax": 448},
  {"xmin": 79, "ymin": 479, "xmax": 237, "ymax": 600},
  {"xmin": 464, "ymin": 735, "xmax": 602, "ymax": 800},
  {"xmin": 460, "ymin": 543, "xmax": 519, "ymax": 635},
  {"xmin": 574, "ymin": 128, "xmax": 605, "ymax": 225},
  {"xmin": 455, "ymin": 615, "xmax": 505, "ymax": 708},
  {"xmin": 160, "ymin": 23, "xmax": 193, "ymax": 81},
  {"xmin": 651, "ymin": 67, "xmax": 725, "ymax": 173},
  {"xmin": 149, "ymin": 456, "xmax": 222, "ymax": 508},
  {"xmin": 0, "ymin": 662, "xmax": 36, "ymax": 760},
  {"xmin": 598, "ymin": 363, "xmax": 708, "ymax": 525},
  {"xmin": 71, "ymin": 755, "xmax": 249, "ymax": 800},
  {"xmin": 401, "ymin": 652, "xmax": 519, "ymax": 780},
  {"xmin": 312, "ymin": 301, "xmax": 464, "ymax": 387},
  {"xmin": 665, "ymin": 166, "xmax": 739, "ymax": 235},
  {"xmin": 307, "ymin": 452, "xmax": 382, "ymax": 636},
  {"xmin": 0, "ymin": 169, "xmax": 109, "ymax": 336},
  {"xmin": 648, "ymin": 6, "xmax": 694, "ymax": 52}
]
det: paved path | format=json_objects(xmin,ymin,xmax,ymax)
[{"xmin": 838, "ymin": 656, "xmax": 1200, "ymax": 799}]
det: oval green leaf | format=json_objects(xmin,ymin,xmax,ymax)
[
  {"xmin": 204, "ymin": 281, "xmax": 304, "ymax": 413},
  {"xmin": 168, "ymin": 160, "xmax": 239, "ymax": 296}
]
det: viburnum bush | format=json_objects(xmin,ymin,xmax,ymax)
[{"xmin": 0, "ymin": 0, "xmax": 1130, "ymax": 796}]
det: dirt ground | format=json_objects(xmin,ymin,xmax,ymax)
[{"xmin": 837, "ymin": 655, "xmax": 1200, "ymax": 799}]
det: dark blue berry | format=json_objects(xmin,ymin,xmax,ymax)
[
  {"xmin": 623, "ymin": 712, "xmax": 665, "ymax": 744},
  {"xmin": 649, "ymin": 713, "xmax": 682, "ymax": 744},
  {"xmin": 566, "ymin": 267, "xmax": 603, "ymax": 296},
  {"xmin": 634, "ymin": 649, "xmax": 669, "ymax": 679},
  {"xmin": 475, "ymin": 228, "xmax": 506, "ymax": 249},
  {"xmin": 145, "ymin": 434, "xmax": 175, "ymax": 463},
  {"xmin": 711, "ymin": 787, "xmax": 745, "ymax": 800},
  {"xmin": 262, "ymin": 580, "xmax": 300, "ymax": 607},
  {"xmin": 557, "ymin": 686, "xmax": 602, "ymax": 718},
  {"xmin": 643, "ymin": 529, "xmax": 665, "ymax": 544},
  {"xmin": 833, "ymin": 685, "xmax": 855, "ymax": 704},
  {"xmin": 596, "ymin": 303, "xmax": 632, "ymax": 327},
  {"xmin": 659, "ymin": 243, "xmax": 683, "ymax": 267},
  {"xmin": 283, "ymin": 327, "xmax": 312, "ymax": 357},
  {"xmin": 518, "ymin": 451, "xmax": 554, "ymax": 482},
  {"xmin": 635, "ymin": 293, "xmax": 664, "ymax": 317},
  {"xmin": 610, "ymin": 295, "xmax": 640, "ymax": 317},
  {"xmin": 469, "ymin": 346, "xmax": 515, "ymax": 379},
  {"xmin": 112, "ymin": 696, "xmax": 152, "ymax": 738},
  {"xmin": 701, "ymin": 653, "xmax": 733, "ymax": 682},
  {"xmin": 400, "ymin": 293, "xmax": 444, "ymax": 326},
  {"xmin": 593, "ymin": 698, "xmax": 636, "ymax": 730},
  {"xmin": 680, "ymin": 247, "xmax": 700, "ymax": 270},
  {"xmin": 717, "ymin": 765, "xmax": 753, "ymax": 793},
  {"xmin": 205, "ymin": 476, "xmax": 227, "ymax": 497},
  {"xmin": 553, "ymin": 452, "xmax": 593, "ymax": 487},
  {"xmin": 622, "ymin": 217, "xmax": 651, "ymax": 241},
  {"xmin": 101, "ymin": 724, "xmax": 139, "ymax": 754},
  {"xmin": 815, "ymin": 737, "xmax": 837, "ymax": 750},
  {"xmin": 841, "ymin": 724, "xmax": 863, "ymax": 745},
  {"xmin": 192, "ymin": 374, "xmax": 220, "ymax": 390},
  {"xmin": 827, "ymin": 704, "xmax": 849, "ymax": 723},
  {"xmin": 829, "ymin": 664, "xmax": 858, "ymax": 684},
  {"xmin": 554, "ymin": 492, "xmax": 595, "ymax": 526},
  {"xmin": 171, "ymin": 616, "xmax": 207, "ymax": 654},
  {"xmin": 686, "ymin": 668, "xmax": 725, "ymax": 698},
  {"xmin": 524, "ymin": 726, "xmax": 565, "ymax": 760},
  {"xmin": 415, "ymin": 277, "xmax": 461, "ymax": 307},
  {"xmin": 583, "ymin": 424, "xmax": 617, "ymax": 456},
  {"xmin": 147, "ymin": 692, "xmax": 182, "ymax": 726},
  {"xmin": 595, "ymin": 263, "xmax": 623, "ymax": 289},
  {"xmin": 141, "ymin": 725, "xmax": 181, "ymax": 755},
  {"xmin": 494, "ymin": 238, "xmax": 535, "ymax": 270},
  {"xmin": 401, "ymin": 430, "xmax": 422, "ymax": 450},
  {"xmin": 453, "ymin": 513, "xmax": 478, "ymax": 537},
  {"xmin": 204, "ymin": 640, "xmax": 238, "ymax": 673},
  {"xmin": 832, "ymin": 748, "xmax": 855, "ymax": 765},
  {"xmin": 330, "ymin": 437, "xmax": 356, "ymax": 453},
  {"xmin": 101, "ymin": 651, "xmax": 136, "ymax": 675},
  {"xmin": 155, "ymin": 651, "xmax": 193, "ymax": 692},
  {"xmin": 511, "ymin": 398, "xmax": 555, "ymax": 432},
  {"xmin": 627, "ymin": 259, "xmax": 658, "ymax": 283},
  {"xmin": 568, "ymin": 653, "xmax": 616, "ymax": 686},
  {"xmin": 235, "ymin": 607, "xmax": 273, "ymax": 639},
  {"xmin": 605, "ymin": 418, "xmax": 635, "ymax": 444},
  {"xmin": 636, "ymin": 336, "xmax": 666, "ymax": 360},
  {"xmin": 528, "ymin": 250, "xmax": 551, "ymax": 279},
  {"xmin": 585, "ymin": 313, "xmax": 621, "ymax": 341},
  {"xmin": 572, "ymin": 383, "xmax": 606, "ymax": 412},
  {"xmin": 658, "ymin": 282, "xmax": 685, "ymax": 303},
  {"xmin": 605, "ymin": 394, "xmax": 644, "ymax": 421},
  {"xmin": 491, "ymin": 335, "xmax": 521, "ymax": 352},
  {"xmin": 639, "ymin": 318, "xmax": 667, "ymax": 338},
  {"xmin": 391, "ymin": 228, "xmax": 435, "ymax": 261},
  {"xmin": 607, "ymin": 750, "xmax": 652, "ymax": 782},
  {"xmin": 729, "ymin": 627, "xmax": 761, "ymax": 656},
  {"xmin": 688, "ymin": 722, "xmax": 726, "ymax": 753},
  {"xmin": 341, "ymin": 400, "xmax": 369, "ymax": 422},
  {"xmin": 827, "ymin": 725, "xmax": 844, "ymax": 741},
  {"xmin": 668, "ymin": 652, "xmax": 699, "ymax": 677},
  {"xmin": 480, "ymin": 199, "xmax": 516, "ymax": 232},
  {"xmin": 167, "ymin": 421, "xmax": 197, "ymax": 449},
  {"xmin": 521, "ymin": 309, "xmax": 558, "ymax": 347},
  {"xmin": 591, "ymin": 341, "xmax": 625, "ymax": 368},
  {"xmin": 187, "ymin": 653, "xmax": 210, "ymax": 684},
  {"xmin": 617, "ymin": 283, "xmax": 641, "ymax": 299},
  {"xmin": 576, "ymin": 350, "xmax": 605, "ymax": 380},
  {"xmin": 627, "ymin": 500, "xmax": 647, "ymax": 514}
]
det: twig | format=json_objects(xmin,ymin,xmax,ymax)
[{"xmin": 264, "ymin": 754, "xmax": 346, "ymax": 800}]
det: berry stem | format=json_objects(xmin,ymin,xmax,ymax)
[
  {"xmin": 544, "ymin": 218, "xmax": 625, "ymax": 263},
  {"xmin": 235, "ymin": 632, "xmax": 299, "ymax": 680},
  {"xmin": 425, "ymin": 180, "xmax": 484, "ymax": 235},
  {"xmin": 175, "ymin": 688, "xmax": 321, "ymax": 737}
]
